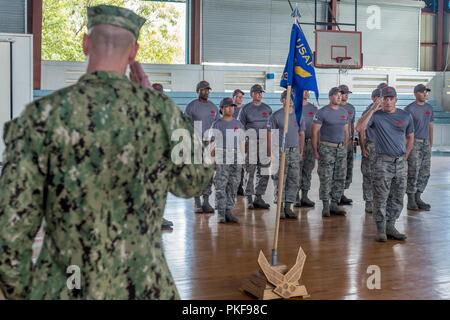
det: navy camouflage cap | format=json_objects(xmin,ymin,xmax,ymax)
[
  {"xmin": 414, "ymin": 84, "xmax": 431, "ymax": 93},
  {"xmin": 338, "ymin": 84, "xmax": 352, "ymax": 94},
  {"xmin": 220, "ymin": 97, "xmax": 237, "ymax": 108},
  {"xmin": 87, "ymin": 5, "xmax": 146, "ymax": 39},
  {"xmin": 328, "ymin": 87, "xmax": 340, "ymax": 97},
  {"xmin": 250, "ymin": 84, "xmax": 265, "ymax": 94},
  {"xmin": 196, "ymin": 80, "xmax": 211, "ymax": 92},
  {"xmin": 381, "ymin": 86, "xmax": 397, "ymax": 97}
]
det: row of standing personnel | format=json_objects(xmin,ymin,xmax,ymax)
[{"xmin": 184, "ymin": 81, "xmax": 434, "ymax": 243}]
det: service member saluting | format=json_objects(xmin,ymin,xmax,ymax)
[{"xmin": 356, "ymin": 86, "xmax": 414, "ymax": 242}]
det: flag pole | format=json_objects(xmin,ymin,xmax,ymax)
[
  {"xmin": 271, "ymin": 85, "xmax": 293, "ymax": 266},
  {"xmin": 271, "ymin": 2, "xmax": 301, "ymax": 267}
]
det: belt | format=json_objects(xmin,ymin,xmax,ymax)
[
  {"xmin": 415, "ymin": 138, "xmax": 427, "ymax": 143},
  {"xmin": 320, "ymin": 141, "xmax": 344, "ymax": 148},
  {"xmin": 377, "ymin": 154, "xmax": 405, "ymax": 162}
]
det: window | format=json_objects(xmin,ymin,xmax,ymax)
[{"xmin": 42, "ymin": 0, "xmax": 187, "ymax": 64}]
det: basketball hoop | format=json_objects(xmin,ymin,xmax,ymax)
[{"xmin": 334, "ymin": 56, "xmax": 352, "ymax": 64}]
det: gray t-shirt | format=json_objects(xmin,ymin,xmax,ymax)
[
  {"xmin": 341, "ymin": 103, "xmax": 356, "ymax": 138},
  {"xmin": 302, "ymin": 102, "xmax": 318, "ymax": 139},
  {"xmin": 313, "ymin": 105, "xmax": 349, "ymax": 144},
  {"xmin": 361, "ymin": 104, "xmax": 376, "ymax": 143},
  {"xmin": 239, "ymin": 102, "xmax": 272, "ymax": 138},
  {"xmin": 268, "ymin": 109, "xmax": 305, "ymax": 148},
  {"xmin": 209, "ymin": 118, "xmax": 244, "ymax": 150},
  {"xmin": 341, "ymin": 103, "xmax": 356, "ymax": 124},
  {"xmin": 368, "ymin": 108, "xmax": 414, "ymax": 157},
  {"xmin": 404, "ymin": 102, "xmax": 434, "ymax": 140},
  {"xmin": 184, "ymin": 99, "xmax": 220, "ymax": 136},
  {"xmin": 233, "ymin": 105, "xmax": 243, "ymax": 119}
]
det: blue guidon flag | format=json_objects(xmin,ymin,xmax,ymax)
[{"xmin": 280, "ymin": 23, "xmax": 319, "ymax": 126}]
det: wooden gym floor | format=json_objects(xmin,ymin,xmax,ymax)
[{"xmin": 163, "ymin": 155, "xmax": 450, "ymax": 300}]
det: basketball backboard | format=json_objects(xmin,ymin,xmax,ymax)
[{"xmin": 314, "ymin": 30, "xmax": 363, "ymax": 69}]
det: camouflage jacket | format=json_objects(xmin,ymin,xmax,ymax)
[{"xmin": 0, "ymin": 71, "xmax": 213, "ymax": 299}]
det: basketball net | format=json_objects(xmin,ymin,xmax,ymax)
[{"xmin": 335, "ymin": 57, "xmax": 352, "ymax": 83}]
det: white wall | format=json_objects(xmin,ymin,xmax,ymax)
[
  {"xmin": 202, "ymin": 0, "xmax": 326, "ymax": 65},
  {"xmin": 338, "ymin": 0, "xmax": 424, "ymax": 69},
  {"xmin": 41, "ymin": 60, "xmax": 442, "ymax": 99},
  {"xmin": 202, "ymin": 0, "xmax": 425, "ymax": 69},
  {"xmin": 0, "ymin": 33, "xmax": 33, "ymax": 157}
]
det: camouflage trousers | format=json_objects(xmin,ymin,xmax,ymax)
[
  {"xmin": 372, "ymin": 155, "xmax": 407, "ymax": 223},
  {"xmin": 244, "ymin": 142, "xmax": 270, "ymax": 197},
  {"xmin": 317, "ymin": 142, "xmax": 347, "ymax": 202},
  {"xmin": 214, "ymin": 164, "xmax": 242, "ymax": 211},
  {"xmin": 361, "ymin": 141, "xmax": 376, "ymax": 201},
  {"xmin": 273, "ymin": 148, "xmax": 301, "ymax": 203},
  {"xmin": 201, "ymin": 141, "xmax": 213, "ymax": 196},
  {"xmin": 202, "ymin": 177, "xmax": 213, "ymax": 196},
  {"xmin": 407, "ymin": 140, "xmax": 432, "ymax": 194},
  {"xmin": 299, "ymin": 139, "xmax": 315, "ymax": 192},
  {"xmin": 345, "ymin": 141, "xmax": 354, "ymax": 189}
]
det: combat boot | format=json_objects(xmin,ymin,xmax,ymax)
[
  {"xmin": 247, "ymin": 195, "xmax": 254, "ymax": 209},
  {"xmin": 365, "ymin": 201, "xmax": 373, "ymax": 214},
  {"xmin": 217, "ymin": 210, "xmax": 226, "ymax": 224},
  {"xmin": 415, "ymin": 192, "xmax": 431, "ymax": 211},
  {"xmin": 386, "ymin": 221, "xmax": 407, "ymax": 241},
  {"xmin": 225, "ymin": 210, "xmax": 239, "ymax": 223},
  {"xmin": 294, "ymin": 193, "xmax": 302, "ymax": 208},
  {"xmin": 161, "ymin": 218, "xmax": 173, "ymax": 229},
  {"xmin": 407, "ymin": 193, "xmax": 419, "ymax": 211},
  {"xmin": 375, "ymin": 221, "xmax": 387, "ymax": 242},
  {"xmin": 202, "ymin": 196, "xmax": 214, "ymax": 213},
  {"xmin": 322, "ymin": 200, "xmax": 330, "ymax": 217},
  {"xmin": 194, "ymin": 196, "xmax": 203, "ymax": 213},
  {"xmin": 330, "ymin": 201, "xmax": 347, "ymax": 216},
  {"xmin": 284, "ymin": 203, "xmax": 298, "ymax": 219},
  {"xmin": 279, "ymin": 207, "xmax": 286, "ymax": 219},
  {"xmin": 253, "ymin": 195, "xmax": 270, "ymax": 209},
  {"xmin": 339, "ymin": 194, "xmax": 353, "ymax": 205},
  {"xmin": 301, "ymin": 190, "xmax": 315, "ymax": 207}
]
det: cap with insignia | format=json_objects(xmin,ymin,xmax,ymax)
[
  {"xmin": 381, "ymin": 86, "xmax": 397, "ymax": 97},
  {"xmin": 377, "ymin": 82, "xmax": 388, "ymax": 89},
  {"xmin": 414, "ymin": 84, "xmax": 431, "ymax": 94},
  {"xmin": 220, "ymin": 97, "xmax": 237, "ymax": 108},
  {"xmin": 152, "ymin": 83, "xmax": 164, "ymax": 93},
  {"xmin": 196, "ymin": 80, "xmax": 212, "ymax": 92},
  {"xmin": 250, "ymin": 84, "xmax": 265, "ymax": 94},
  {"xmin": 328, "ymin": 87, "xmax": 340, "ymax": 97},
  {"xmin": 371, "ymin": 88, "xmax": 381, "ymax": 98},
  {"xmin": 280, "ymin": 90, "xmax": 293, "ymax": 100},
  {"xmin": 338, "ymin": 84, "xmax": 352, "ymax": 94},
  {"xmin": 233, "ymin": 89, "xmax": 245, "ymax": 97},
  {"xmin": 87, "ymin": 5, "xmax": 146, "ymax": 39}
]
